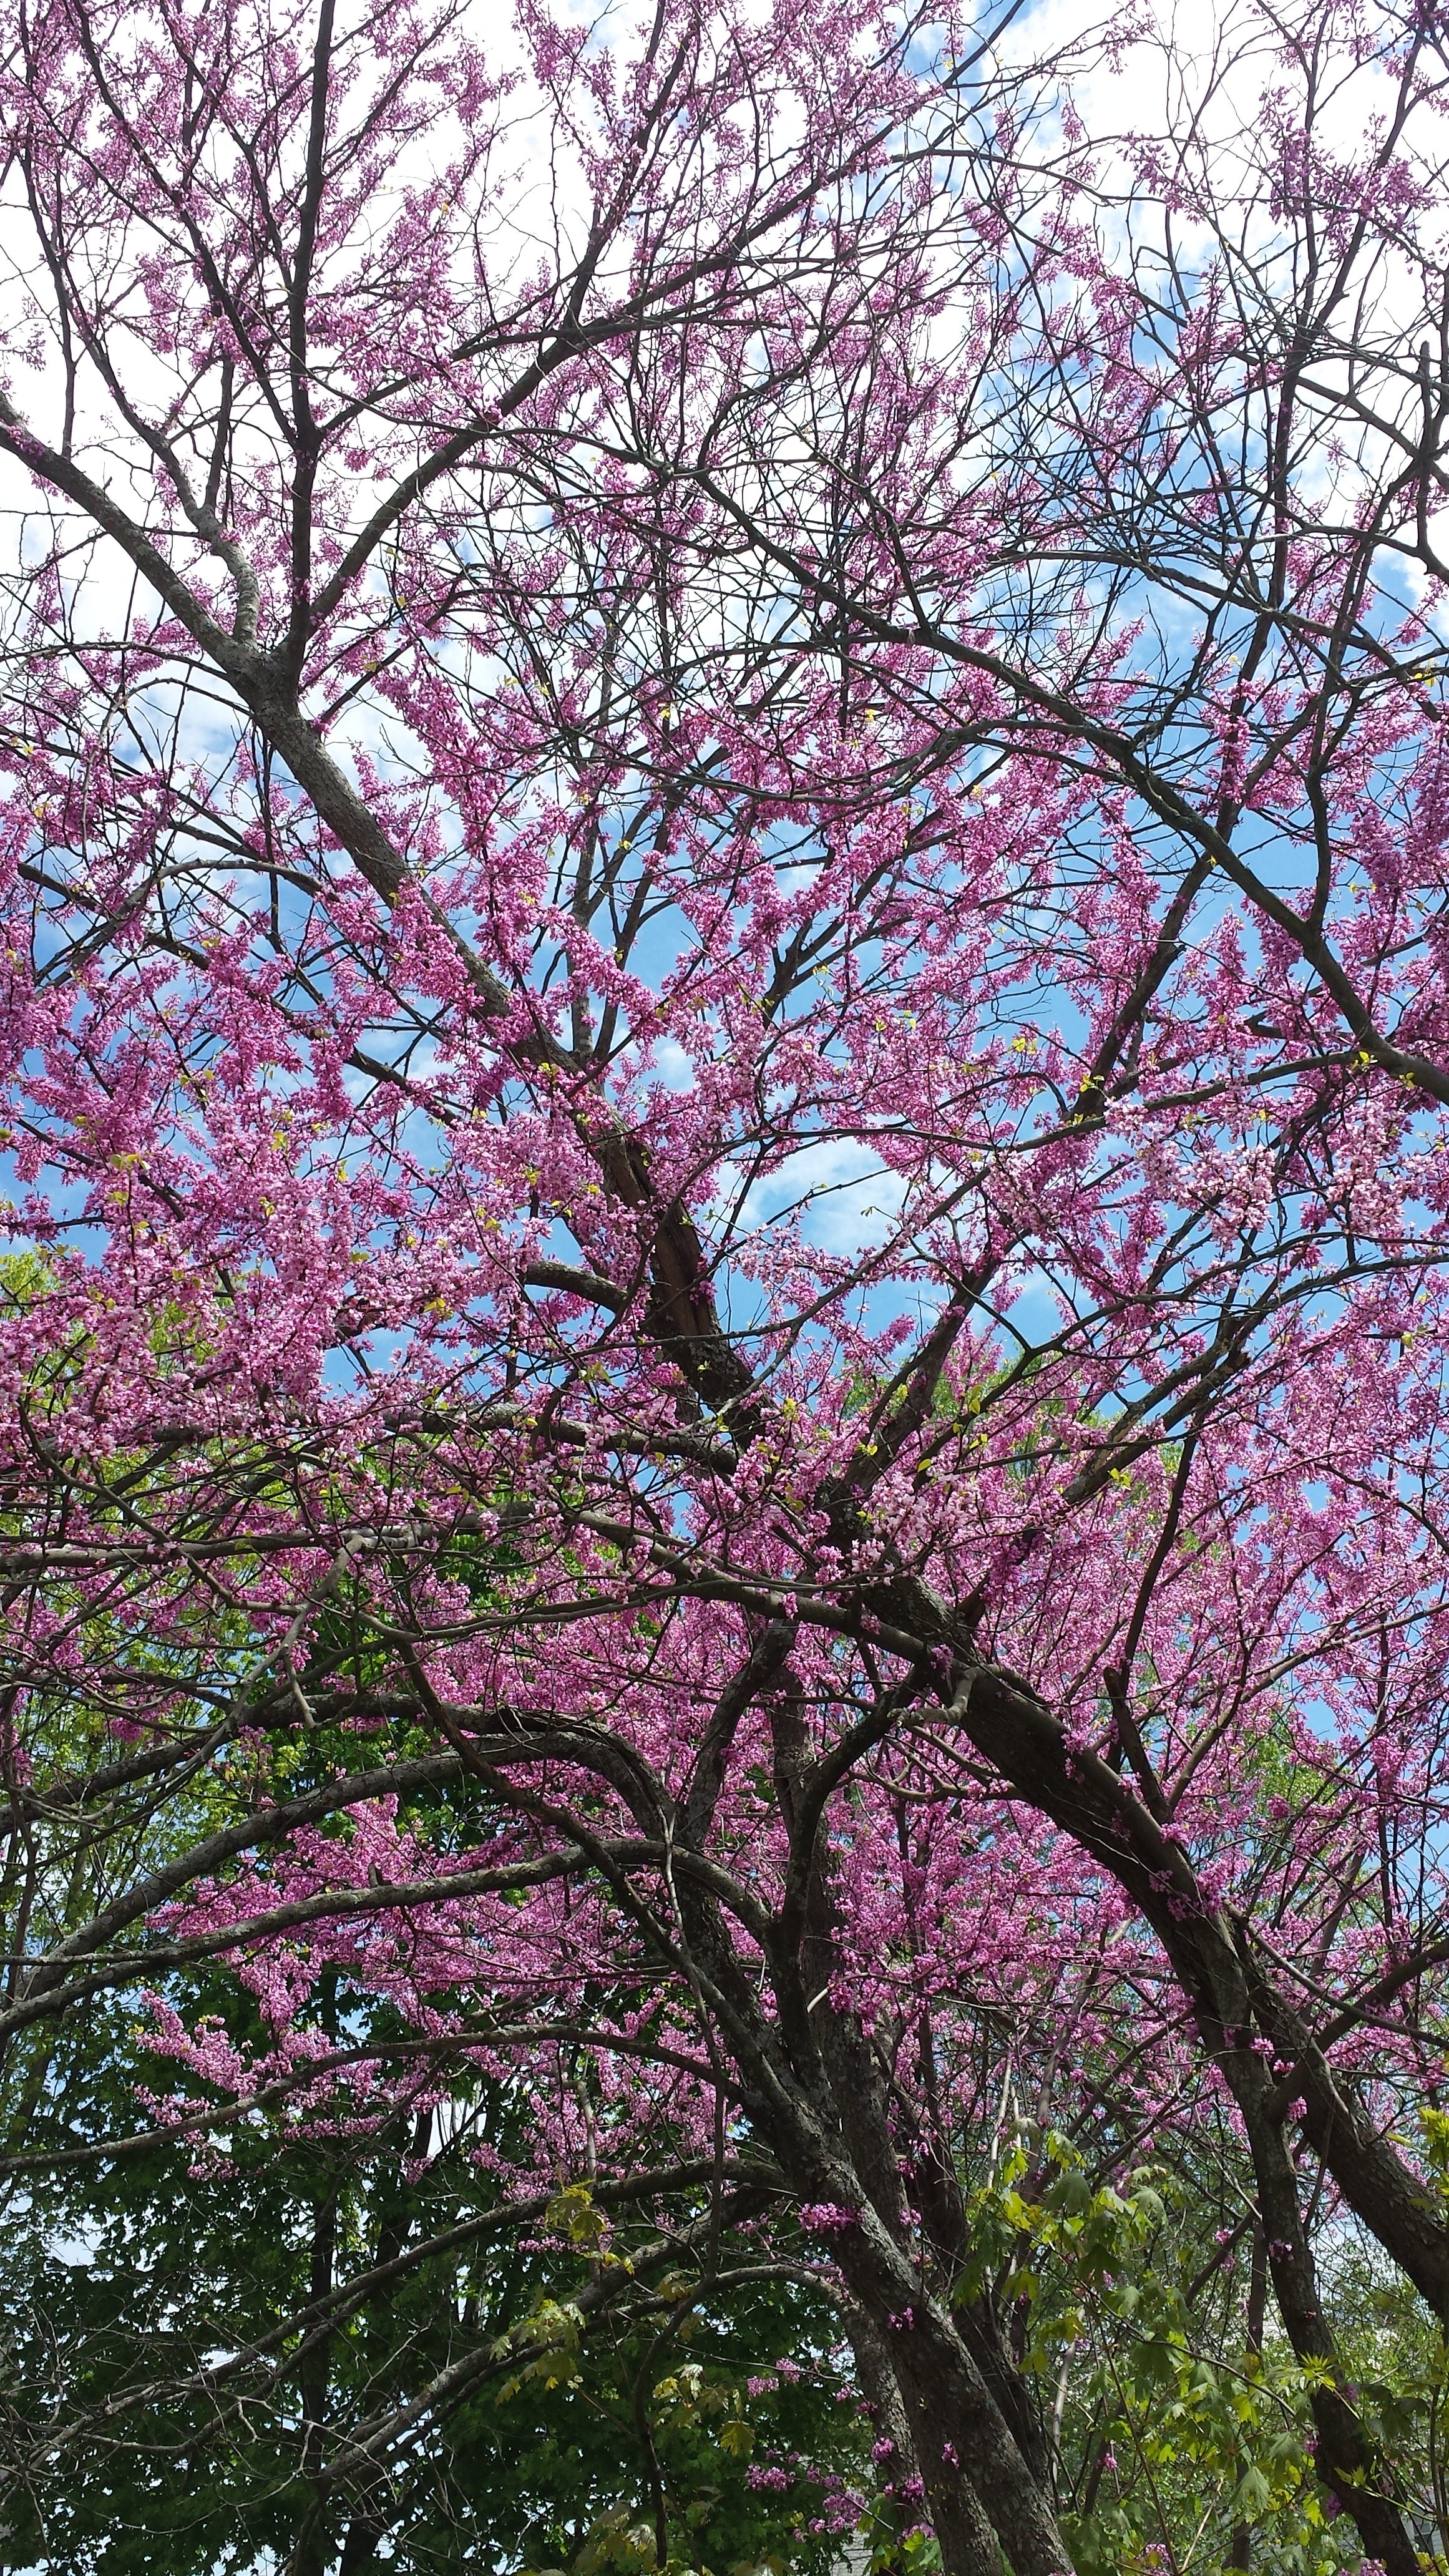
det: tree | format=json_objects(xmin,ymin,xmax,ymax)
[
  {"xmin": 2, "ymin": 0, "xmax": 1449, "ymax": 2565},
  {"xmin": 3, "ymin": 1980, "xmax": 873, "ymax": 2575}
]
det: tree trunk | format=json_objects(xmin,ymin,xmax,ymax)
[
  {"xmin": 1227, "ymin": 2225, "xmax": 1267, "ymax": 2572},
  {"xmin": 288, "ymin": 2189, "xmax": 338, "ymax": 2576},
  {"xmin": 796, "ymin": 2177, "xmax": 1073, "ymax": 2575},
  {"xmin": 844, "ymin": 2298, "xmax": 1005, "ymax": 2576}
]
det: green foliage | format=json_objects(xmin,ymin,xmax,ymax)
[
  {"xmin": 0, "ymin": 1982, "xmax": 868, "ymax": 2576},
  {"xmin": 952, "ymin": 2133, "xmax": 1372, "ymax": 2576}
]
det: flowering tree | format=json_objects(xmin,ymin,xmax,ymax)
[{"xmin": 3, "ymin": 0, "xmax": 1449, "ymax": 2567}]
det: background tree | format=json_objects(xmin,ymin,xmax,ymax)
[{"xmin": 3, "ymin": 0, "xmax": 1449, "ymax": 2567}]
